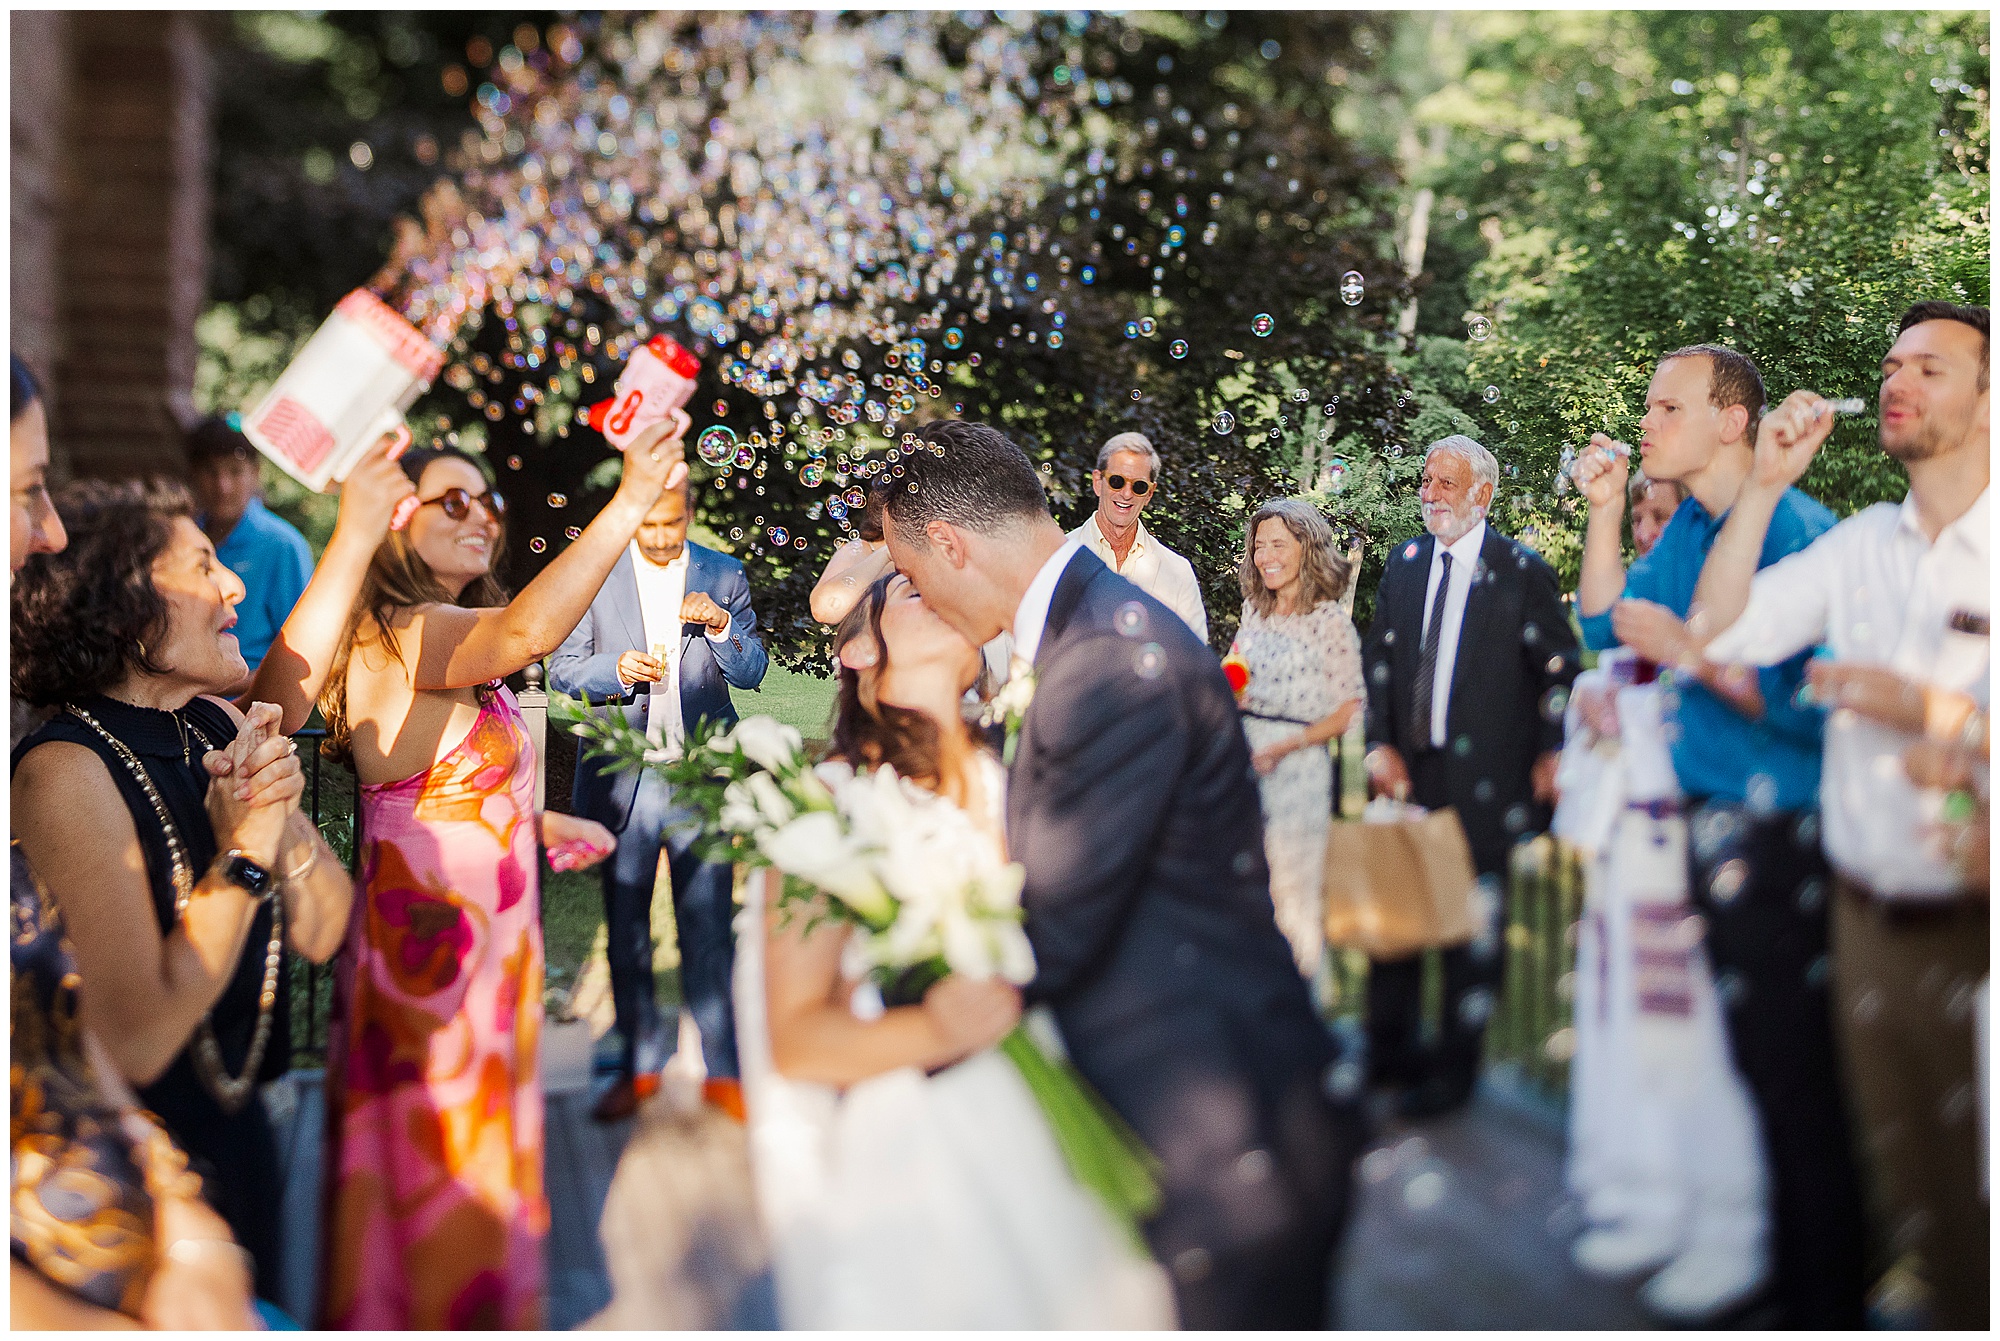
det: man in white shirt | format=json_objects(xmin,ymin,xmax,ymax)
[
  {"xmin": 549, "ymin": 479, "xmax": 769, "ymax": 1121},
  {"xmin": 1689, "ymin": 301, "xmax": 1990, "ymax": 1329},
  {"xmin": 1069, "ymin": 432, "xmax": 1210, "ymax": 643},
  {"xmin": 1361, "ymin": 434, "xmax": 1581, "ymax": 1118}
]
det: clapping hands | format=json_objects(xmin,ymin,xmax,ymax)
[{"xmin": 201, "ymin": 702, "xmax": 304, "ymax": 866}]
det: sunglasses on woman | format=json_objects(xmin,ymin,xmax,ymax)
[
  {"xmin": 419, "ymin": 486, "xmax": 507, "ymax": 522},
  {"xmin": 1101, "ymin": 473, "xmax": 1153, "ymax": 496}
]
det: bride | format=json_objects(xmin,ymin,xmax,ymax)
[{"xmin": 733, "ymin": 572, "xmax": 1175, "ymax": 1329}]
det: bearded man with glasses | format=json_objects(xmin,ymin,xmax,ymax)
[{"xmin": 1069, "ymin": 431, "xmax": 1209, "ymax": 642}]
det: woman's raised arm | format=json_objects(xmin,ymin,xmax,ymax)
[{"xmin": 405, "ymin": 415, "xmax": 689, "ymax": 691}]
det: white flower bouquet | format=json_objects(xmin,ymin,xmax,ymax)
[{"xmin": 551, "ymin": 697, "xmax": 1162, "ymax": 1242}]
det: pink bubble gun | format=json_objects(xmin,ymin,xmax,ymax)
[{"xmin": 585, "ymin": 335, "xmax": 701, "ymax": 451}]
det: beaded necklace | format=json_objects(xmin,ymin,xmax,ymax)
[{"xmin": 61, "ymin": 702, "xmax": 284, "ymax": 1115}]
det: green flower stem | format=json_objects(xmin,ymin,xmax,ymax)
[{"xmin": 997, "ymin": 1026, "xmax": 1162, "ymax": 1253}]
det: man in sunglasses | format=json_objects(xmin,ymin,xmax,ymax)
[
  {"xmin": 549, "ymin": 476, "xmax": 768, "ymax": 1121},
  {"xmin": 1068, "ymin": 431, "xmax": 1209, "ymax": 642}
]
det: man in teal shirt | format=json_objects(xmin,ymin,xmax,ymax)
[
  {"xmin": 187, "ymin": 414, "xmax": 313, "ymax": 690},
  {"xmin": 1571, "ymin": 344, "xmax": 1862, "ymax": 1329}
]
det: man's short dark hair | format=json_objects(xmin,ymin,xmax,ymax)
[
  {"xmin": 185, "ymin": 413, "xmax": 257, "ymax": 467},
  {"xmin": 1661, "ymin": 343, "xmax": 1767, "ymax": 446},
  {"xmin": 881, "ymin": 420, "xmax": 1049, "ymax": 544},
  {"xmin": 1898, "ymin": 301, "xmax": 1989, "ymax": 389}
]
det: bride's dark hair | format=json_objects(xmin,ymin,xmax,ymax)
[{"xmin": 827, "ymin": 573, "xmax": 951, "ymax": 792}]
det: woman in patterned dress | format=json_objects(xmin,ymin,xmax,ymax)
[
  {"xmin": 280, "ymin": 420, "xmax": 686, "ymax": 1328},
  {"xmin": 1232, "ymin": 499, "xmax": 1364, "ymax": 981}
]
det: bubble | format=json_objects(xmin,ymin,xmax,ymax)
[
  {"xmin": 1452, "ymin": 735, "xmax": 1473, "ymax": 758},
  {"xmin": 506, "ymin": 455, "xmax": 523, "ymax": 470},
  {"xmin": 1339, "ymin": 270, "xmax": 1364, "ymax": 306},
  {"xmin": 1212, "ymin": 410, "xmax": 1235, "ymax": 435},
  {"xmin": 696, "ymin": 425, "xmax": 739, "ymax": 467},
  {"xmin": 713, "ymin": 399, "xmax": 730, "ymax": 416},
  {"xmin": 1046, "ymin": 331, "xmax": 1064, "ymax": 350},
  {"xmin": 564, "ymin": 526, "xmax": 581, "ymax": 540},
  {"xmin": 729, "ymin": 527, "xmax": 744, "ymax": 541},
  {"xmin": 841, "ymin": 349, "xmax": 861, "ymax": 370},
  {"xmin": 793, "ymin": 536, "xmax": 808, "ymax": 549},
  {"xmin": 734, "ymin": 444, "xmax": 756, "ymax": 469},
  {"xmin": 827, "ymin": 499, "xmax": 848, "ymax": 520},
  {"xmin": 1316, "ymin": 458, "xmax": 1349, "ymax": 493},
  {"xmin": 1466, "ymin": 315, "xmax": 1493, "ymax": 342},
  {"xmin": 1250, "ymin": 313, "xmax": 1275, "ymax": 337},
  {"xmin": 844, "ymin": 488, "xmax": 866, "ymax": 507},
  {"xmin": 1458, "ymin": 987, "xmax": 1495, "ymax": 1027},
  {"xmin": 1166, "ymin": 224, "xmax": 1186, "ymax": 246},
  {"xmin": 1134, "ymin": 642, "xmax": 1166, "ymax": 680},
  {"xmin": 1138, "ymin": 316, "xmax": 1157, "ymax": 336},
  {"xmin": 768, "ymin": 526, "xmax": 789, "ymax": 545},
  {"xmin": 1542, "ymin": 1027, "xmax": 1577, "ymax": 1062},
  {"xmin": 1323, "ymin": 1059, "xmax": 1364, "ymax": 1100},
  {"xmin": 942, "ymin": 327, "xmax": 964, "ymax": 350},
  {"xmin": 1709, "ymin": 858, "xmax": 1750, "ymax": 903},
  {"xmin": 1114, "ymin": 601, "xmax": 1148, "ymax": 638},
  {"xmin": 1483, "ymin": 385, "xmax": 1499, "ymax": 404},
  {"xmin": 546, "ymin": 492, "xmax": 568, "ymax": 508},
  {"xmin": 529, "ymin": 536, "xmax": 547, "ymax": 553},
  {"xmin": 1540, "ymin": 686, "xmax": 1570, "ymax": 721},
  {"xmin": 1169, "ymin": 339, "xmax": 1189, "ymax": 359},
  {"xmin": 1131, "ymin": 389, "xmax": 1143, "ymax": 401},
  {"xmin": 1403, "ymin": 1170, "xmax": 1447, "ymax": 1211},
  {"xmin": 1473, "ymin": 778, "xmax": 1495, "ymax": 803}
]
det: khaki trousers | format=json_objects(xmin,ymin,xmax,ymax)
[{"xmin": 1831, "ymin": 877, "xmax": 1989, "ymax": 1328}]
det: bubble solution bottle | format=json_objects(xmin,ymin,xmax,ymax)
[{"xmin": 585, "ymin": 335, "xmax": 702, "ymax": 450}]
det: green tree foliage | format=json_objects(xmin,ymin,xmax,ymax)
[
  {"xmin": 1378, "ymin": 11, "xmax": 1988, "ymax": 584},
  {"xmin": 198, "ymin": 11, "xmax": 1985, "ymax": 660}
]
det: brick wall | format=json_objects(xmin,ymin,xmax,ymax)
[
  {"xmin": 10, "ymin": 11, "xmax": 212, "ymax": 482},
  {"xmin": 10, "ymin": 10, "xmax": 71, "ymax": 457}
]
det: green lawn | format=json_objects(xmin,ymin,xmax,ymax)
[{"xmin": 737, "ymin": 660, "xmax": 837, "ymax": 742}]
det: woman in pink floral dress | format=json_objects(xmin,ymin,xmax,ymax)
[{"xmin": 267, "ymin": 425, "xmax": 686, "ymax": 1328}]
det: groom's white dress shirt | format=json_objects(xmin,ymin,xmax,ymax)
[{"xmin": 1012, "ymin": 537, "xmax": 1084, "ymax": 669}]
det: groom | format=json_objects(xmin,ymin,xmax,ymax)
[{"xmin": 884, "ymin": 422, "xmax": 1362, "ymax": 1329}]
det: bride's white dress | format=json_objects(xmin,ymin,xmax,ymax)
[{"xmin": 732, "ymin": 754, "xmax": 1176, "ymax": 1329}]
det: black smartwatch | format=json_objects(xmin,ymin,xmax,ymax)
[{"xmin": 212, "ymin": 849, "xmax": 276, "ymax": 903}]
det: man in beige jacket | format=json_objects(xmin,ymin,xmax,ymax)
[{"xmin": 1068, "ymin": 431, "xmax": 1209, "ymax": 643}]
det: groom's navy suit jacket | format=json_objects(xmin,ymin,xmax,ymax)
[{"xmin": 1008, "ymin": 548, "xmax": 1359, "ymax": 1329}]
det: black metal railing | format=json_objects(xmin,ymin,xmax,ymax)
[
  {"xmin": 286, "ymin": 728, "xmax": 352, "ymax": 1068},
  {"xmin": 291, "ymin": 691, "xmax": 1585, "ymax": 1100}
]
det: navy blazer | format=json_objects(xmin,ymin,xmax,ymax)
[
  {"xmin": 548, "ymin": 541, "xmax": 768, "ymax": 831},
  {"xmin": 1007, "ymin": 549, "xmax": 1354, "ymax": 1280},
  {"xmin": 1361, "ymin": 526, "xmax": 1580, "ymax": 876}
]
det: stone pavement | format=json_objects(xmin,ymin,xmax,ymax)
[{"xmin": 275, "ymin": 1067, "xmax": 1681, "ymax": 1330}]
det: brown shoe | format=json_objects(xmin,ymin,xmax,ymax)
[{"xmin": 590, "ymin": 1071, "xmax": 661, "ymax": 1123}]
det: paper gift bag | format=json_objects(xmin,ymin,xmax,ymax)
[{"xmin": 1323, "ymin": 803, "xmax": 1479, "ymax": 958}]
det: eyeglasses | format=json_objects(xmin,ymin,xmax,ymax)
[
  {"xmin": 1102, "ymin": 473, "xmax": 1154, "ymax": 496},
  {"xmin": 418, "ymin": 486, "xmax": 506, "ymax": 522}
]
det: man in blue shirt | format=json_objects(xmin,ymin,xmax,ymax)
[
  {"xmin": 1571, "ymin": 345, "xmax": 1864, "ymax": 1329},
  {"xmin": 187, "ymin": 415, "xmax": 314, "ymax": 691}
]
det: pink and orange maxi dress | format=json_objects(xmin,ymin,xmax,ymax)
[{"xmin": 321, "ymin": 686, "xmax": 548, "ymax": 1329}]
